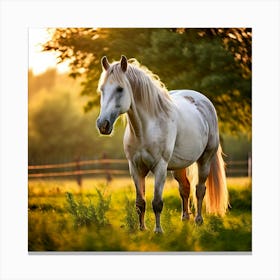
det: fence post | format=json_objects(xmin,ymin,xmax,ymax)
[
  {"xmin": 75, "ymin": 156, "xmax": 82, "ymax": 188},
  {"xmin": 248, "ymin": 153, "xmax": 252, "ymax": 178}
]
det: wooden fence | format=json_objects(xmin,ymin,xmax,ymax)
[
  {"xmin": 226, "ymin": 159, "xmax": 251, "ymax": 177},
  {"xmin": 28, "ymin": 156, "xmax": 252, "ymax": 182}
]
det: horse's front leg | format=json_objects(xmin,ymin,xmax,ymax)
[
  {"xmin": 152, "ymin": 159, "xmax": 168, "ymax": 233},
  {"xmin": 129, "ymin": 162, "xmax": 148, "ymax": 231}
]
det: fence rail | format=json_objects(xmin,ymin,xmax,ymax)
[
  {"xmin": 28, "ymin": 159, "xmax": 127, "ymax": 170},
  {"xmin": 28, "ymin": 169, "xmax": 128, "ymax": 178},
  {"xmin": 28, "ymin": 157, "xmax": 251, "ymax": 181}
]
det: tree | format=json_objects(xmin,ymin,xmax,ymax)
[
  {"xmin": 43, "ymin": 28, "xmax": 251, "ymax": 134},
  {"xmin": 140, "ymin": 29, "xmax": 251, "ymax": 133}
]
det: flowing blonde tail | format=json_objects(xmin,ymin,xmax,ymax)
[{"xmin": 205, "ymin": 144, "xmax": 229, "ymax": 216}]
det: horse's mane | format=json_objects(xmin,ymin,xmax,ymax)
[{"xmin": 98, "ymin": 58, "xmax": 173, "ymax": 117}]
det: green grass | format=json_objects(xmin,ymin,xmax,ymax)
[{"xmin": 28, "ymin": 177, "xmax": 251, "ymax": 252}]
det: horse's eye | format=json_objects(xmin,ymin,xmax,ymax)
[{"xmin": 116, "ymin": 86, "xmax": 123, "ymax": 93}]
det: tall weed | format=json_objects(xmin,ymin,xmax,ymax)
[
  {"xmin": 65, "ymin": 189, "xmax": 111, "ymax": 228},
  {"xmin": 123, "ymin": 197, "xmax": 138, "ymax": 232}
]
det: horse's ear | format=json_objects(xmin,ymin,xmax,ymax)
[
  {"xmin": 101, "ymin": 56, "xmax": 110, "ymax": 71},
  {"xmin": 120, "ymin": 55, "xmax": 127, "ymax": 72}
]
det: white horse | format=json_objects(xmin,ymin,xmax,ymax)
[{"xmin": 97, "ymin": 56, "xmax": 228, "ymax": 233}]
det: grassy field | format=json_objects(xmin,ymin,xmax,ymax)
[{"xmin": 28, "ymin": 176, "xmax": 251, "ymax": 252}]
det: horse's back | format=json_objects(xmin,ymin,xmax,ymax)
[
  {"xmin": 170, "ymin": 90, "xmax": 214, "ymax": 108},
  {"xmin": 170, "ymin": 89, "xmax": 218, "ymax": 129}
]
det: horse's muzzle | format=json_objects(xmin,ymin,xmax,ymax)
[{"xmin": 97, "ymin": 118, "xmax": 112, "ymax": 135}]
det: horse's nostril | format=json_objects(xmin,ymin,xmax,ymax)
[
  {"xmin": 98, "ymin": 119, "xmax": 111, "ymax": 134},
  {"xmin": 104, "ymin": 120, "xmax": 110, "ymax": 130}
]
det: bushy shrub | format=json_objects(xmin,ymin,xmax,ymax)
[{"xmin": 65, "ymin": 189, "xmax": 111, "ymax": 228}]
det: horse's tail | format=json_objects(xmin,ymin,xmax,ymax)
[{"xmin": 205, "ymin": 144, "xmax": 229, "ymax": 216}]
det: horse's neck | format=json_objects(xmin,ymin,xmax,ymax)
[
  {"xmin": 126, "ymin": 99, "xmax": 151, "ymax": 140},
  {"xmin": 126, "ymin": 101, "xmax": 142, "ymax": 139},
  {"xmin": 126, "ymin": 86, "xmax": 172, "ymax": 140}
]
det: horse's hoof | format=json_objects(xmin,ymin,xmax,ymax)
[
  {"xmin": 195, "ymin": 215, "xmax": 203, "ymax": 225},
  {"xmin": 140, "ymin": 225, "xmax": 147, "ymax": 231},
  {"xmin": 154, "ymin": 227, "xmax": 163, "ymax": 234},
  {"xmin": 181, "ymin": 212, "xmax": 190, "ymax": 221}
]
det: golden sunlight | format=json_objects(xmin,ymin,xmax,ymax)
[{"xmin": 29, "ymin": 28, "xmax": 70, "ymax": 75}]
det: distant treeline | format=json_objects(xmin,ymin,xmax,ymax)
[{"xmin": 28, "ymin": 70, "xmax": 125, "ymax": 164}]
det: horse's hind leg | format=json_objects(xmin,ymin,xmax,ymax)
[
  {"xmin": 195, "ymin": 149, "xmax": 215, "ymax": 225},
  {"xmin": 173, "ymin": 169, "xmax": 190, "ymax": 220}
]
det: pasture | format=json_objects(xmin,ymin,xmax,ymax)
[{"xmin": 28, "ymin": 177, "xmax": 251, "ymax": 252}]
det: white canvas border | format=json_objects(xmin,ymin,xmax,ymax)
[{"xmin": 1, "ymin": 0, "xmax": 279, "ymax": 279}]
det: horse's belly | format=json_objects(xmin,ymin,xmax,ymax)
[
  {"xmin": 167, "ymin": 145, "xmax": 201, "ymax": 170},
  {"xmin": 167, "ymin": 156, "xmax": 194, "ymax": 170},
  {"xmin": 167, "ymin": 125, "xmax": 208, "ymax": 170}
]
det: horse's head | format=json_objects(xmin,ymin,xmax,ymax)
[{"xmin": 96, "ymin": 55, "xmax": 131, "ymax": 135}]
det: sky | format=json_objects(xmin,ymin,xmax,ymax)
[{"xmin": 29, "ymin": 28, "xmax": 69, "ymax": 75}]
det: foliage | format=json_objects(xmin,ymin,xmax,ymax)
[
  {"xmin": 142, "ymin": 29, "xmax": 251, "ymax": 134},
  {"xmin": 42, "ymin": 28, "xmax": 251, "ymax": 134},
  {"xmin": 65, "ymin": 189, "xmax": 111, "ymax": 228},
  {"xmin": 28, "ymin": 177, "xmax": 252, "ymax": 251},
  {"xmin": 222, "ymin": 133, "xmax": 252, "ymax": 161},
  {"xmin": 29, "ymin": 95, "xmax": 92, "ymax": 162},
  {"xmin": 123, "ymin": 196, "xmax": 139, "ymax": 232}
]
